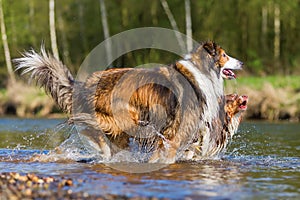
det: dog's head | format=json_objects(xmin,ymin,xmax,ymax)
[
  {"xmin": 202, "ymin": 42, "xmax": 243, "ymax": 79},
  {"xmin": 224, "ymin": 93, "xmax": 248, "ymax": 138},
  {"xmin": 225, "ymin": 94, "xmax": 248, "ymax": 119}
]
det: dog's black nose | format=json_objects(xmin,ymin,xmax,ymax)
[{"xmin": 239, "ymin": 61, "xmax": 244, "ymax": 66}]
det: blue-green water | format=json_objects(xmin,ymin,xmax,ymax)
[{"xmin": 0, "ymin": 118, "xmax": 299, "ymax": 199}]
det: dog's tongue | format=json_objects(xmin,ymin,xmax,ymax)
[
  {"xmin": 239, "ymin": 96, "xmax": 248, "ymax": 110},
  {"xmin": 223, "ymin": 69, "xmax": 236, "ymax": 79},
  {"xmin": 239, "ymin": 103, "xmax": 247, "ymax": 110}
]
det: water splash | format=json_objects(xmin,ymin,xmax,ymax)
[
  {"xmin": 224, "ymin": 78, "xmax": 238, "ymax": 94},
  {"xmin": 2, "ymin": 119, "xmax": 300, "ymax": 199}
]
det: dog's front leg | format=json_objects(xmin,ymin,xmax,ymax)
[
  {"xmin": 148, "ymin": 138, "xmax": 179, "ymax": 163},
  {"xmin": 98, "ymin": 134, "xmax": 111, "ymax": 160}
]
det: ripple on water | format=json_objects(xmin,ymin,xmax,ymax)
[{"xmin": 0, "ymin": 119, "xmax": 300, "ymax": 199}]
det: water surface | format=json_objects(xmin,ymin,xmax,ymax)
[{"xmin": 0, "ymin": 118, "xmax": 299, "ymax": 199}]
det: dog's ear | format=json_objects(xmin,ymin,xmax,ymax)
[
  {"xmin": 203, "ymin": 41, "xmax": 217, "ymax": 56},
  {"xmin": 225, "ymin": 93, "xmax": 238, "ymax": 101}
]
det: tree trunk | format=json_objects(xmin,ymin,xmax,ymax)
[
  {"xmin": 185, "ymin": 0, "xmax": 192, "ymax": 52},
  {"xmin": 29, "ymin": 0, "xmax": 37, "ymax": 46},
  {"xmin": 49, "ymin": 0, "xmax": 59, "ymax": 60},
  {"xmin": 78, "ymin": 0, "xmax": 88, "ymax": 54},
  {"xmin": 274, "ymin": 3, "xmax": 280, "ymax": 62},
  {"xmin": 57, "ymin": 6, "xmax": 71, "ymax": 67},
  {"xmin": 99, "ymin": 0, "xmax": 112, "ymax": 65},
  {"xmin": 261, "ymin": 5, "xmax": 267, "ymax": 57},
  {"xmin": 0, "ymin": 0, "xmax": 15, "ymax": 83},
  {"xmin": 160, "ymin": 0, "xmax": 185, "ymax": 53}
]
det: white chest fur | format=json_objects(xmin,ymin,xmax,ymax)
[{"xmin": 178, "ymin": 60, "xmax": 223, "ymax": 122}]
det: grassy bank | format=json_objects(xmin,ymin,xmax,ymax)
[
  {"xmin": 0, "ymin": 81, "xmax": 62, "ymax": 118},
  {"xmin": 232, "ymin": 75, "xmax": 300, "ymax": 90},
  {"xmin": 0, "ymin": 76, "xmax": 300, "ymax": 121}
]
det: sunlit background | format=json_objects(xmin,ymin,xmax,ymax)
[{"xmin": 0, "ymin": 0, "xmax": 299, "ymax": 121}]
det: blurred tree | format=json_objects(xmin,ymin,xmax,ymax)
[
  {"xmin": 99, "ymin": 0, "xmax": 112, "ymax": 65},
  {"xmin": 57, "ymin": 4, "xmax": 71, "ymax": 67},
  {"xmin": 273, "ymin": 3, "xmax": 280, "ymax": 63},
  {"xmin": 185, "ymin": 0, "xmax": 192, "ymax": 52},
  {"xmin": 0, "ymin": 0, "xmax": 15, "ymax": 83},
  {"xmin": 0, "ymin": 0, "xmax": 300, "ymax": 87},
  {"xmin": 160, "ymin": 0, "xmax": 185, "ymax": 53},
  {"xmin": 49, "ymin": 0, "xmax": 59, "ymax": 60}
]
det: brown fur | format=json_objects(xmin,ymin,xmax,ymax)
[
  {"xmin": 14, "ymin": 41, "xmax": 243, "ymax": 163},
  {"xmin": 210, "ymin": 94, "xmax": 248, "ymax": 156},
  {"xmin": 225, "ymin": 94, "xmax": 248, "ymax": 124},
  {"xmin": 183, "ymin": 93, "xmax": 248, "ymax": 160}
]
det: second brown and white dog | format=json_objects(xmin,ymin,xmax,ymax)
[
  {"xmin": 14, "ymin": 41, "xmax": 243, "ymax": 163},
  {"xmin": 182, "ymin": 93, "xmax": 248, "ymax": 160}
]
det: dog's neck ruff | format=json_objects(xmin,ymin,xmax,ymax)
[{"xmin": 178, "ymin": 58, "xmax": 223, "ymax": 122}]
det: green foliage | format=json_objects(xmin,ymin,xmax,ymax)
[
  {"xmin": 0, "ymin": 0, "xmax": 300, "ymax": 88},
  {"xmin": 247, "ymin": 49, "xmax": 263, "ymax": 74},
  {"xmin": 235, "ymin": 75, "xmax": 300, "ymax": 90}
]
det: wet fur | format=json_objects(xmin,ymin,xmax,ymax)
[
  {"xmin": 14, "ymin": 42, "xmax": 241, "ymax": 163},
  {"xmin": 183, "ymin": 94, "xmax": 248, "ymax": 160}
]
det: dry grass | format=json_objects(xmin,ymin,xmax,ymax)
[
  {"xmin": 226, "ymin": 82, "xmax": 300, "ymax": 121},
  {"xmin": 4, "ymin": 80, "xmax": 56, "ymax": 117}
]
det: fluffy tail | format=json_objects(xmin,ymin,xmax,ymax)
[{"xmin": 14, "ymin": 47, "xmax": 74, "ymax": 114}]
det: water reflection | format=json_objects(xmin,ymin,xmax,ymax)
[
  {"xmin": 0, "ymin": 118, "xmax": 67, "ymax": 150},
  {"xmin": 0, "ymin": 152, "xmax": 248, "ymax": 199},
  {"xmin": 0, "ymin": 119, "xmax": 300, "ymax": 199},
  {"xmin": 84, "ymin": 160, "xmax": 246, "ymax": 198}
]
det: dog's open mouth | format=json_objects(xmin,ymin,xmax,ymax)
[
  {"xmin": 221, "ymin": 58, "xmax": 243, "ymax": 79},
  {"xmin": 239, "ymin": 95, "xmax": 248, "ymax": 110},
  {"xmin": 222, "ymin": 69, "xmax": 236, "ymax": 79}
]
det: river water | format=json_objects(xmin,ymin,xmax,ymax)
[{"xmin": 0, "ymin": 118, "xmax": 299, "ymax": 199}]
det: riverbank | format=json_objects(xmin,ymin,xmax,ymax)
[
  {"xmin": 225, "ymin": 76, "xmax": 300, "ymax": 121},
  {"xmin": 1, "ymin": 76, "xmax": 300, "ymax": 121},
  {"xmin": 0, "ymin": 172, "xmax": 156, "ymax": 199},
  {"xmin": 0, "ymin": 81, "xmax": 64, "ymax": 118}
]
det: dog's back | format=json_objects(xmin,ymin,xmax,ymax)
[{"xmin": 14, "ymin": 42, "xmax": 243, "ymax": 163}]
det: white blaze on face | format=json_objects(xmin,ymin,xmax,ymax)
[
  {"xmin": 221, "ymin": 55, "xmax": 243, "ymax": 79},
  {"xmin": 223, "ymin": 56, "xmax": 243, "ymax": 70}
]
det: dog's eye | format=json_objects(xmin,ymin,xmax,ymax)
[{"xmin": 222, "ymin": 53, "xmax": 227, "ymax": 57}]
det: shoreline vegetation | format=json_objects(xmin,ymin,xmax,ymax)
[
  {"xmin": 0, "ymin": 76, "xmax": 300, "ymax": 122},
  {"xmin": 225, "ymin": 75, "xmax": 300, "ymax": 122}
]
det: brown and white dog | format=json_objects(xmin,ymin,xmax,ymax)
[
  {"xmin": 224, "ymin": 94, "xmax": 248, "ymax": 138},
  {"xmin": 14, "ymin": 41, "xmax": 243, "ymax": 163},
  {"xmin": 183, "ymin": 93, "xmax": 248, "ymax": 160}
]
